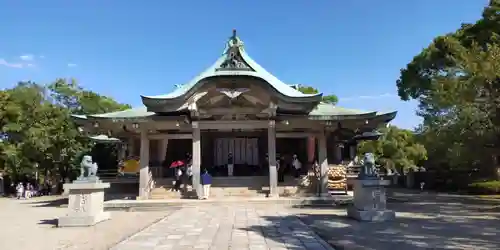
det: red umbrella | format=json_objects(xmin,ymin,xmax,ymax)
[{"xmin": 169, "ymin": 160, "xmax": 185, "ymax": 168}]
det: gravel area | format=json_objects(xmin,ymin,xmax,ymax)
[{"xmin": 0, "ymin": 196, "xmax": 172, "ymax": 250}]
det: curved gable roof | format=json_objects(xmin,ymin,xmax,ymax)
[{"xmin": 141, "ymin": 30, "xmax": 321, "ymax": 103}]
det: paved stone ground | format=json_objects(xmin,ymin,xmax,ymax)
[
  {"xmin": 111, "ymin": 205, "xmax": 334, "ymax": 250},
  {"xmin": 111, "ymin": 190, "xmax": 500, "ymax": 250},
  {"xmin": 0, "ymin": 196, "xmax": 173, "ymax": 250},
  {"xmin": 3, "ymin": 189, "xmax": 500, "ymax": 250},
  {"xmin": 294, "ymin": 191, "xmax": 500, "ymax": 250}
]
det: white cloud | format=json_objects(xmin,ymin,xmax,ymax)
[
  {"xmin": 340, "ymin": 93, "xmax": 398, "ymax": 101},
  {"xmin": 19, "ymin": 54, "xmax": 34, "ymax": 61},
  {"xmin": 67, "ymin": 63, "xmax": 77, "ymax": 68},
  {"xmin": 39, "ymin": 55, "xmax": 45, "ymax": 59},
  {"xmin": 0, "ymin": 58, "xmax": 24, "ymax": 68},
  {"xmin": 0, "ymin": 54, "xmax": 41, "ymax": 68}
]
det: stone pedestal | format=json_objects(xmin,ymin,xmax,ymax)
[
  {"xmin": 58, "ymin": 181, "xmax": 110, "ymax": 227},
  {"xmin": 347, "ymin": 179, "xmax": 395, "ymax": 222}
]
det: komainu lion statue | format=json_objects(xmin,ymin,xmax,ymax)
[
  {"xmin": 79, "ymin": 155, "xmax": 98, "ymax": 179},
  {"xmin": 359, "ymin": 152, "xmax": 378, "ymax": 179}
]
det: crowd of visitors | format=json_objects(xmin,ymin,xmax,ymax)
[{"xmin": 2, "ymin": 177, "xmax": 54, "ymax": 199}]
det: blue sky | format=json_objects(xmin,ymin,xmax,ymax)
[{"xmin": 0, "ymin": 0, "xmax": 488, "ymax": 129}]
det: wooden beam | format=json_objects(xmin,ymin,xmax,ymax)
[
  {"xmin": 276, "ymin": 132, "xmax": 316, "ymax": 138},
  {"xmin": 198, "ymin": 120, "xmax": 268, "ymax": 130},
  {"xmin": 149, "ymin": 134, "xmax": 193, "ymax": 140}
]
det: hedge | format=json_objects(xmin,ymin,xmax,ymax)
[{"xmin": 468, "ymin": 180, "xmax": 500, "ymax": 194}]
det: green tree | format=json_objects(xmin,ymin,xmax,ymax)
[
  {"xmin": 396, "ymin": 0, "xmax": 500, "ymax": 178},
  {"xmin": 0, "ymin": 79, "xmax": 129, "ymax": 184},
  {"xmin": 357, "ymin": 126, "xmax": 427, "ymax": 174},
  {"xmin": 297, "ymin": 85, "xmax": 339, "ymax": 104}
]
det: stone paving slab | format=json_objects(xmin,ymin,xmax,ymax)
[
  {"xmin": 111, "ymin": 205, "xmax": 334, "ymax": 250},
  {"xmin": 0, "ymin": 197, "xmax": 173, "ymax": 250}
]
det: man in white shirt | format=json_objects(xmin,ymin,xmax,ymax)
[{"xmin": 292, "ymin": 154, "xmax": 302, "ymax": 178}]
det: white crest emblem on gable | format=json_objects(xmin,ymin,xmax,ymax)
[{"xmin": 216, "ymin": 88, "xmax": 250, "ymax": 100}]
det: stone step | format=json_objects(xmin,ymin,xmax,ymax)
[
  {"xmin": 104, "ymin": 196, "xmax": 353, "ymax": 211},
  {"xmin": 150, "ymin": 194, "xmax": 182, "ymax": 199},
  {"xmin": 150, "ymin": 187, "xmax": 268, "ymax": 199},
  {"xmin": 149, "ymin": 175, "xmax": 318, "ymax": 199}
]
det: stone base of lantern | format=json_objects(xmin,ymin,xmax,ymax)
[
  {"xmin": 347, "ymin": 179, "xmax": 395, "ymax": 222},
  {"xmin": 58, "ymin": 181, "xmax": 110, "ymax": 227}
]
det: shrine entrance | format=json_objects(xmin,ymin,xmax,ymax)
[
  {"xmin": 213, "ymin": 137, "xmax": 260, "ymax": 167},
  {"xmin": 201, "ymin": 131, "xmax": 267, "ymax": 176}
]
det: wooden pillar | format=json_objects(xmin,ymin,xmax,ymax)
[
  {"xmin": 139, "ymin": 129, "xmax": 150, "ymax": 199},
  {"xmin": 128, "ymin": 137, "xmax": 135, "ymax": 157},
  {"xmin": 307, "ymin": 136, "xmax": 315, "ymax": 163},
  {"xmin": 157, "ymin": 139, "xmax": 168, "ymax": 162},
  {"xmin": 192, "ymin": 121, "xmax": 202, "ymax": 198},
  {"xmin": 157, "ymin": 138, "xmax": 168, "ymax": 177},
  {"xmin": 318, "ymin": 131, "xmax": 329, "ymax": 196},
  {"xmin": 268, "ymin": 120, "xmax": 278, "ymax": 197}
]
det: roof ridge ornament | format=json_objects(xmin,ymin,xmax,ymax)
[
  {"xmin": 223, "ymin": 29, "xmax": 244, "ymax": 54},
  {"xmin": 217, "ymin": 29, "xmax": 252, "ymax": 71}
]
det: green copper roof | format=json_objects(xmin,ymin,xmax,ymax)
[
  {"xmin": 141, "ymin": 30, "xmax": 321, "ymax": 101},
  {"xmin": 303, "ymin": 102, "xmax": 397, "ymax": 121},
  {"xmin": 71, "ymin": 107, "xmax": 154, "ymax": 121},
  {"xmin": 71, "ymin": 103, "xmax": 396, "ymax": 123},
  {"xmin": 88, "ymin": 134, "xmax": 122, "ymax": 143},
  {"xmin": 309, "ymin": 102, "xmax": 373, "ymax": 116}
]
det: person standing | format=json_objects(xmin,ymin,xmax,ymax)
[
  {"xmin": 292, "ymin": 154, "xmax": 302, "ymax": 178},
  {"xmin": 277, "ymin": 156, "xmax": 286, "ymax": 182},
  {"xmin": 201, "ymin": 169, "xmax": 212, "ymax": 199},
  {"xmin": 227, "ymin": 152, "xmax": 234, "ymax": 176},
  {"xmin": 16, "ymin": 182, "xmax": 24, "ymax": 199},
  {"xmin": 174, "ymin": 167, "xmax": 182, "ymax": 192}
]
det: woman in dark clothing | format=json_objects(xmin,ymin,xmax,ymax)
[{"xmin": 277, "ymin": 156, "xmax": 285, "ymax": 182}]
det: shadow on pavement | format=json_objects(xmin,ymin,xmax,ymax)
[
  {"xmin": 242, "ymin": 191, "xmax": 500, "ymax": 250},
  {"xmin": 28, "ymin": 198, "xmax": 68, "ymax": 207},
  {"xmin": 38, "ymin": 219, "xmax": 58, "ymax": 227}
]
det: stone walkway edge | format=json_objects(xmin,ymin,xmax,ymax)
[{"xmin": 110, "ymin": 206, "xmax": 337, "ymax": 250}]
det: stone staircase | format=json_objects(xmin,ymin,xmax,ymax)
[{"xmin": 149, "ymin": 175, "xmax": 318, "ymax": 199}]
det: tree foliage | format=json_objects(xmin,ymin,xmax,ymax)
[
  {"xmin": 297, "ymin": 85, "xmax": 339, "ymax": 104},
  {"xmin": 396, "ymin": 0, "xmax": 500, "ymax": 178},
  {"xmin": 0, "ymin": 79, "xmax": 129, "ymax": 182},
  {"xmin": 357, "ymin": 126, "xmax": 427, "ymax": 174}
]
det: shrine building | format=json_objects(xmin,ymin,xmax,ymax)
[{"xmin": 72, "ymin": 30, "xmax": 396, "ymax": 199}]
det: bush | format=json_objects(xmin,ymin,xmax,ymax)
[{"xmin": 468, "ymin": 181, "xmax": 500, "ymax": 194}]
